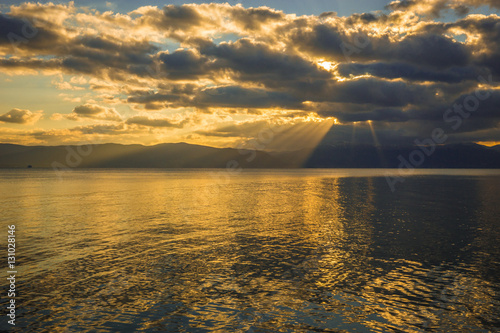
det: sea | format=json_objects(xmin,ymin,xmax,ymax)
[{"xmin": 0, "ymin": 169, "xmax": 499, "ymax": 332}]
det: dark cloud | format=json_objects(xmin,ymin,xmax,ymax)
[
  {"xmin": 449, "ymin": 15, "xmax": 500, "ymax": 77},
  {"xmin": 0, "ymin": 14, "xmax": 63, "ymax": 51},
  {"xmin": 74, "ymin": 104, "xmax": 108, "ymax": 115},
  {"xmin": 0, "ymin": 57, "xmax": 62, "ymax": 70},
  {"xmin": 453, "ymin": 5, "xmax": 471, "ymax": 16},
  {"xmin": 59, "ymin": 104, "xmax": 122, "ymax": 121},
  {"xmin": 126, "ymin": 92, "xmax": 183, "ymax": 110},
  {"xmin": 196, "ymin": 121, "xmax": 269, "ymax": 138},
  {"xmin": 202, "ymin": 38, "xmax": 331, "ymax": 83},
  {"xmin": 159, "ymin": 49, "xmax": 210, "ymax": 80},
  {"xmin": 196, "ymin": 129, "xmax": 243, "ymax": 138},
  {"xmin": 449, "ymin": 89, "xmax": 500, "ymax": 124},
  {"xmin": 72, "ymin": 123, "xmax": 127, "ymax": 135},
  {"xmin": 126, "ymin": 116, "xmax": 189, "ymax": 128},
  {"xmin": 313, "ymin": 78, "xmax": 436, "ymax": 107},
  {"xmin": 61, "ymin": 36, "xmax": 157, "ymax": 76},
  {"xmin": 329, "ymin": 108, "xmax": 411, "ymax": 123},
  {"xmin": 161, "ymin": 5, "xmax": 203, "ymax": 28},
  {"xmin": 470, "ymin": 0, "xmax": 500, "ymax": 9},
  {"xmin": 345, "ymin": 13, "xmax": 379, "ymax": 23},
  {"xmin": 134, "ymin": 4, "xmax": 204, "ymax": 33},
  {"xmin": 414, "ymin": 15, "xmax": 500, "ymax": 79},
  {"xmin": 337, "ymin": 62, "xmax": 480, "ymax": 83},
  {"xmin": 386, "ymin": 0, "xmax": 416, "ymax": 11},
  {"xmin": 395, "ymin": 33, "xmax": 470, "ymax": 68},
  {"xmin": 229, "ymin": 6, "xmax": 285, "ymax": 31},
  {"xmin": 0, "ymin": 108, "xmax": 42, "ymax": 124},
  {"xmin": 76, "ymin": 36, "xmax": 157, "ymax": 62},
  {"xmin": 193, "ymin": 86, "xmax": 301, "ymax": 109},
  {"xmin": 386, "ymin": 0, "xmax": 448, "ymax": 17},
  {"xmin": 364, "ymin": 88, "xmax": 500, "ymax": 141},
  {"xmin": 127, "ymin": 93, "xmax": 182, "ymax": 104},
  {"xmin": 291, "ymin": 23, "xmax": 470, "ymax": 68},
  {"xmin": 289, "ymin": 23, "xmax": 346, "ymax": 60},
  {"xmin": 386, "ymin": 0, "xmax": 500, "ymax": 18},
  {"xmin": 0, "ymin": 11, "xmax": 157, "ymax": 77}
]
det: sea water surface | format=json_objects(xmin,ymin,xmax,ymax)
[{"xmin": 0, "ymin": 169, "xmax": 499, "ymax": 332}]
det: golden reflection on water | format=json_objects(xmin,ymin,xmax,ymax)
[{"xmin": 0, "ymin": 170, "xmax": 499, "ymax": 332}]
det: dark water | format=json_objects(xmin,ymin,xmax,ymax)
[{"xmin": 1, "ymin": 169, "xmax": 499, "ymax": 332}]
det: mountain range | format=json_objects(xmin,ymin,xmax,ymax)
[{"xmin": 1, "ymin": 142, "xmax": 499, "ymax": 169}]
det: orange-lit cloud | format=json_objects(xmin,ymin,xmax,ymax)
[{"xmin": 52, "ymin": 104, "xmax": 122, "ymax": 122}]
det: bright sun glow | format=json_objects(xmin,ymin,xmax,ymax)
[{"xmin": 318, "ymin": 60, "xmax": 335, "ymax": 71}]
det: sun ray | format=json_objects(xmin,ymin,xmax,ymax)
[
  {"xmin": 368, "ymin": 120, "xmax": 387, "ymax": 168},
  {"xmin": 260, "ymin": 119, "xmax": 335, "ymax": 167}
]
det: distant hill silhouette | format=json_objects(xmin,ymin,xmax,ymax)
[
  {"xmin": 304, "ymin": 143, "xmax": 500, "ymax": 168},
  {"xmin": 0, "ymin": 142, "xmax": 499, "ymax": 169},
  {"xmin": 0, "ymin": 143, "xmax": 286, "ymax": 169}
]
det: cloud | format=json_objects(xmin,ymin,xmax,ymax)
[
  {"xmin": 447, "ymin": 14, "xmax": 500, "ymax": 77},
  {"xmin": 337, "ymin": 62, "xmax": 480, "ymax": 83},
  {"xmin": 125, "ymin": 115, "xmax": 191, "ymax": 128},
  {"xmin": 228, "ymin": 5, "xmax": 286, "ymax": 31},
  {"xmin": 0, "ymin": 13, "xmax": 64, "ymax": 52},
  {"xmin": 386, "ymin": 0, "xmax": 500, "ymax": 18},
  {"xmin": 0, "ymin": 108, "xmax": 42, "ymax": 124},
  {"xmin": 386, "ymin": 0, "xmax": 452, "ymax": 17},
  {"xmin": 159, "ymin": 49, "xmax": 210, "ymax": 80},
  {"xmin": 196, "ymin": 120, "xmax": 271, "ymax": 138},
  {"xmin": 71, "ymin": 123, "xmax": 128, "ymax": 135},
  {"xmin": 290, "ymin": 23, "xmax": 470, "ymax": 68},
  {"xmin": 201, "ymin": 38, "xmax": 331, "ymax": 83},
  {"xmin": 53, "ymin": 104, "xmax": 122, "ymax": 122},
  {"xmin": 133, "ymin": 4, "xmax": 204, "ymax": 34},
  {"xmin": 132, "ymin": 3, "xmax": 287, "ymax": 40},
  {"xmin": 193, "ymin": 86, "xmax": 301, "ymax": 109}
]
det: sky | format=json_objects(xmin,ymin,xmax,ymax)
[{"xmin": 0, "ymin": 0, "xmax": 499, "ymax": 149}]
